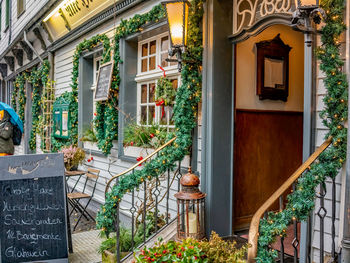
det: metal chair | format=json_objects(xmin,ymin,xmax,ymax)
[{"xmin": 67, "ymin": 168, "xmax": 100, "ymax": 231}]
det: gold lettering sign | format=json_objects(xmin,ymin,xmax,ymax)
[
  {"xmin": 43, "ymin": 0, "xmax": 118, "ymax": 41},
  {"xmin": 233, "ymin": 0, "xmax": 295, "ymax": 35}
]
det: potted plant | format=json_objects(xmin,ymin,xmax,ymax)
[
  {"xmin": 98, "ymin": 227, "xmax": 132, "ymax": 263},
  {"xmin": 59, "ymin": 145, "xmax": 86, "ymax": 171}
]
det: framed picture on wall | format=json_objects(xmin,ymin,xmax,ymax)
[{"xmin": 256, "ymin": 34, "xmax": 291, "ymax": 102}]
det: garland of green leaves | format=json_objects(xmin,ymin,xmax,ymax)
[
  {"xmin": 29, "ymin": 60, "xmax": 50, "ymax": 151},
  {"xmin": 94, "ymin": 4, "xmax": 167, "ymax": 154},
  {"xmin": 51, "ymin": 35, "xmax": 111, "ymax": 152},
  {"xmin": 155, "ymin": 76, "xmax": 175, "ymax": 105},
  {"xmin": 96, "ymin": 0, "xmax": 203, "ymax": 236},
  {"xmin": 13, "ymin": 73, "xmax": 27, "ymax": 122},
  {"xmin": 256, "ymin": 0, "xmax": 348, "ymax": 262}
]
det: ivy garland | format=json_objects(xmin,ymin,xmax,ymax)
[
  {"xmin": 256, "ymin": 0, "xmax": 348, "ymax": 262},
  {"xmin": 11, "ymin": 80, "xmax": 19, "ymax": 113},
  {"xmin": 51, "ymin": 35, "xmax": 111, "ymax": 152},
  {"xmin": 94, "ymin": 4, "xmax": 167, "ymax": 155},
  {"xmin": 96, "ymin": 0, "xmax": 203, "ymax": 236},
  {"xmin": 29, "ymin": 60, "xmax": 50, "ymax": 151},
  {"xmin": 14, "ymin": 73, "xmax": 27, "ymax": 122},
  {"xmin": 155, "ymin": 76, "xmax": 176, "ymax": 106}
]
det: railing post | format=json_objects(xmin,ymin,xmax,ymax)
[{"xmin": 115, "ymin": 202, "xmax": 120, "ymax": 263}]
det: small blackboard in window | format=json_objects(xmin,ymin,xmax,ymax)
[
  {"xmin": 0, "ymin": 154, "xmax": 68, "ymax": 263},
  {"xmin": 94, "ymin": 61, "xmax": 114, "ymax": 101}
]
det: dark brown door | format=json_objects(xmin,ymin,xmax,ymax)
[{"xmin": 233, "ymin": 109, "xmax": 303, "ymax": 230}]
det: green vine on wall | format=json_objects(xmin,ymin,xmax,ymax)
[
  {"xmin": 13, "ymin": 73, "xmax": 27, "ymax": 122},
  {"xmin": 256, "ymin": 0, "xmax": 348, "ymax": 262},
  {"xmin": 29, "ymin": 60, "xmax": 50, "ymax": 151},
  {"xmin": 95, "ymin": 4, "xmax": 166, "ymax": 155},
  {"xmin": 96, "ymin": 0, "xmax": 203, "ymax": 236},
  {"xmin": 51, "ymin": 35, "xmax": 111, "ymax": 152}
]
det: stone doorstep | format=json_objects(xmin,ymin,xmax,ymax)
[{"xmin": 123, "ymin": 220, "xmax": 177, "ymax": 263}]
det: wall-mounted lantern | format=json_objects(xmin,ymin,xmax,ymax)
[
  {"xmin": 175, "ymin": 167, "xmax": 206, "ymax": 240},
  {"xmin": 162, "ymin": 0, "xmax": 190, "ymax": 72}
]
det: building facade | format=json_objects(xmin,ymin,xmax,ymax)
[{"xmin": 0, "ymin": 0, "xmax": 349, "ymax": 261}]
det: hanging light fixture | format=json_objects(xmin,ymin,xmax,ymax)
[
  {"xmin": 294, "ymin": 0, "xmax": 319, "ymax": 10},
  {"xmin": 162, "ymin": 0, "xmax": 190, "ymax": 72}
]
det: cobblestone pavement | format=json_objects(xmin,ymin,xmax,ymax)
[{"xmin": 68, "ymin": 229, "xmax": 102, "ymax": 263}]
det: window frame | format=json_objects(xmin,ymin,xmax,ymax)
[
  {"xmin": 17, "ymin": 0, "xmax": 25, "ymax": 18},
  {"xmin": 136, "ymin": 75, "xmax": 180, "ymax": 131},
  {"xmin": 137, "ymin": 32, "xmax": 178, "ymax": 78},
  {"xmin": 5, "ymin": 0, "xmax": 9, "ymax": 30}
]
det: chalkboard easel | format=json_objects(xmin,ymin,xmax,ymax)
[
  {"xmin": 94, "ymin": 61, "xmax": 114, "ymax": 102},
  {"xmin": 0, "ymin": 154, "xmax": 68, "ymax": 263}
]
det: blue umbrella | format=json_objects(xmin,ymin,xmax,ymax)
[{"xmin": 0, "ymin": 102, "xmax": 23, "ymax": 133}]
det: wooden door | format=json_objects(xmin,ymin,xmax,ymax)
[{"xmin": 233, "ymin": 109, "xmax": 303, "ymax": 230}]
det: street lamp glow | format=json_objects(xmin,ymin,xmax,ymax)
[{"xmin": 163, "ymin": 0, "xmax": 190, "ymax": 48}]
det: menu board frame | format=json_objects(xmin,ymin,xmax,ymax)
[
  {"xmin": 0, "ymin": 154, "xmax": 68, "ymax": 263},
  {"xmin": 94, "ymin": 61, "xmax": 114, "ymax": 102}
]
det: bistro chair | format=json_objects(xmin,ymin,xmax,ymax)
[{"xmin": 67, "ymin": 168, "xmax": 100, "ymax": 231}]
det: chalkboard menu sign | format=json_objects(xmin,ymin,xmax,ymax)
[
  {"xmin": 94, "ymin": 61, "xmax": 114, "ymax": 101},
  {"xmin": 0, "ymin": 154, "xmax": 68, "ymax": 263}
]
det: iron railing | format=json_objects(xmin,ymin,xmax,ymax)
[
  {"xmin": 247, "ymin": 137, "xmax": 334, "ymax": 263},
  {"xmin": 105, "ymin": 137, "xmax": 185, "ymax": 262}
]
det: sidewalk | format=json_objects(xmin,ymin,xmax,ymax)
[{"xmin": 69, "ymin": 229, "xmax": 102, "ymax": 263}]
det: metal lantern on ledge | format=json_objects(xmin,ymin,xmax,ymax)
[{"xmin": 175, "ymin": 167, "xmax": 206, "ymax": 240}]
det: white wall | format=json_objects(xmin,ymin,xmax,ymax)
[
  {"xmin": 0, "ymin": 0, "xmax": 50, "ymax": 55},
  {"xmin": 311, "ymin": 33, "xmax": 347, "ymax": 261}
]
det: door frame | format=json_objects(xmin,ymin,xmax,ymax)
[{"xmin": 201, "ymin": 6, "xmax": 316, "ymax": 260}]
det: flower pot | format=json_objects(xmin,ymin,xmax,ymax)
[
  {"xmin": 102, "ymin": 250, "xmax": 130, "ymax": 263},
  {"xmin": 102, "ymin": 250, "xmax": 115, "ymax": 263}
]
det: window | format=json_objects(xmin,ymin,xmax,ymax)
[
  {"xmin": 17, "ymin": 0, "xmax": 25, "ymax": 17},
  {"xmin": 137, "ymin": 77, "xmax": 179, "ymax": 129},
  {"xmin": 138, "ymin": 33, "xmax": 177, "ymax": 75},
  {"xmin": 91, "ymin": 51, "xmax": 103, "ymax": 119},
  {"xmin": 136, "ymin": 33, "xmax": 180, "ymax": 130},
  {"xmin": 5, "ymin": 0, "xmax": 9, "ymax": 29}
]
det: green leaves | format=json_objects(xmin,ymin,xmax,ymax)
[
  {"xmin": 97, "ymin": 0, "xmax": 204, "ymax": 236},
  {"xmin": 256, "ymin": 0, "xmax": 348, "ymax": 261}
]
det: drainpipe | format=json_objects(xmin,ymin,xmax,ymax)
[
  {"xmin": 23, "ymin": 30, "xmax": 44, "ymax": 64},
  {"xmin": 341, "ymin": 2, "xmax": 350, "ymax": 262}
]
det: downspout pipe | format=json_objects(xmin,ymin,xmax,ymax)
[
  {"xmin": 23, "ymin": 30, "xmax": 44, "ymax": 64},
  {"xmin": 341, "ymin": 2, "xmax": 350, "ymax": 262}
]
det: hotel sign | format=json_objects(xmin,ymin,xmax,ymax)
[{"xmin": 43, "ymin": 0, "xmax": 118, "ymax": 41}]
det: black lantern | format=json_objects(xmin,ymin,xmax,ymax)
[
  {"xmin": 175, "ymin": 167, "xmax": 206, "ymax": 240},
  {"xmin": 294, "ymin": 0, "xmax": 319, "ymax": 10},
  {"xmin": 162, "ymin": 0, "xmax": 190, "ymax": 72}
]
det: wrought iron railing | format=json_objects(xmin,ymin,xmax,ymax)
[
  {"xmin": 105, "ymin": 137, "xmax": 185, "ymax": 262},
  {"xmin": 247, "ymin": 137, "xmax": 334, "ymax": 263}
]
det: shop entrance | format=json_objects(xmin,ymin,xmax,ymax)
[{"xmin": 233, "ymin": 25, "xmax": 305, "ymax": 231}]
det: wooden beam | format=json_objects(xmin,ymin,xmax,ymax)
[
  {"xmin": 12, "ymin": 49, "xmax": 24, "ymax": 67},
  {"xmin": 0, "ymin": 63, "xmax": 8, "ymax": 78},
  {"xmin": 33, "ymin": 27, "xmax": 46, "ymax": 50},
  {"xmin": 4, "ymin": 56, "xmax": 15, "ymax": 72},
  {"xmin": 19, "ymin": 40, "xmax": 33, "ymax": 61}
]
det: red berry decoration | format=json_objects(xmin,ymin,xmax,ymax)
[
  {"xmin": 90, "ymin": 156, "xmax": 93, "ymax": 160},
  {"xmin": 87, "ymin": 159, "xmax": 91, "ymax": 162},
  {"xmin": 150, "ymin": 133, "xmax": 155, "ymax": 138}
]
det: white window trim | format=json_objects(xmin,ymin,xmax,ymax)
[
  {"xmin": 136, "ymin": 32, "xmax": 178, "ymax": 80},
  {"xmin": 136, "ymin": 75, "xmax": 180, "ymax": 130}
]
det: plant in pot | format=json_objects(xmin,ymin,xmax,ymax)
[
  {"xmin": 59, "ymin": 145, "xmax": 86, "ymax": 171},
  {"xmin": 98, "ymin": 227, "xmax": 132, "ymax": 263}
]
